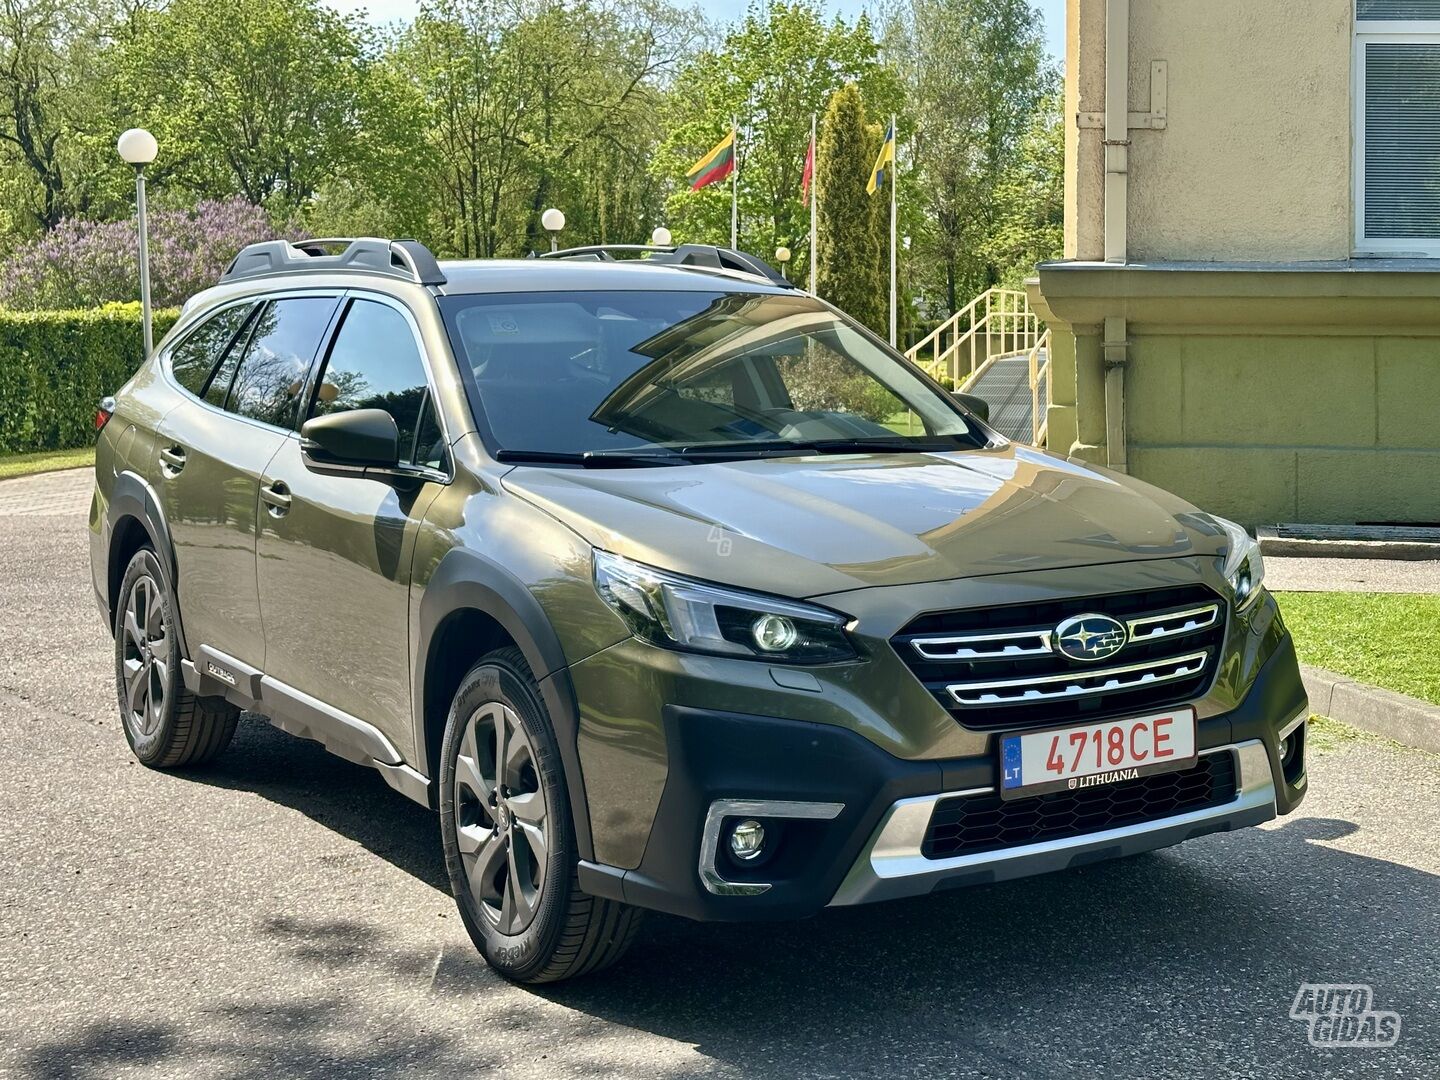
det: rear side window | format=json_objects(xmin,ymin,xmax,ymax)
[
  {"xmin": 310, "ymin": 299, "xmax": 436, "ymax": 464},
  {"xmin": 169, "ymin": 303, "xmax": 254, "ymax": 396},
  {"xmin": 225, "ymin": 296, "xmax": 339, "ymax": 428}
]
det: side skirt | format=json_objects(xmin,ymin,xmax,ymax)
[{"xmin": 181, "ymin": 647, "xmax": 433, "ymax": 808}]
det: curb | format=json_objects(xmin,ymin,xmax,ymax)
[
  {"xmin": 1260, "ymin": 537, "xmax": 1440, "ymax": 561},
  {"xmin": 1301, "ymin": 664, "xmax": 1440, "ymax": 755}
]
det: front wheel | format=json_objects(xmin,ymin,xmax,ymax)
[{"xmin": 439, "ymin": 646, "xmax": 641, "ymax": 983}]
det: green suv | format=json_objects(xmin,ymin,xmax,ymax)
[{"xmin": 90, "ymin": 238, "xmax": 1309, "ymax": 983}]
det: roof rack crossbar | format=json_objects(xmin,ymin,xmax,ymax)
[
  {"xmin": 221, "ymin": 237, "xmax": 447, "ymax": 287},
  {"xmin": 537, "ymin": 243, "xmax": 796, "ymax": 289}
]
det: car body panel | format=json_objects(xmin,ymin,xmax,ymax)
[
  {"xmin": 566, "ymin": 554, "xmax": 1289, "ymax": 870},
  {"xmin": 156, "ymin": 400, "xmax": 290, "ymax": 667},
  {"xmin": 501, "ymin": 443, "xmax": 1228, "ymax": 600},
  {"xmin": 256, "ymin": 436, "xmax": 445, "ymax": 761}
]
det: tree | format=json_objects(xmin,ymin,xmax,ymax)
[
  {"xmin": 983, "ymin": 87, "xmax": 1063, "ymax": 286},
  {"xmin": 654, "ymin": 1, "xmax": 899, "ymax": 281},
  {"xmin": 883, "ymin": 0, "xmax": 1056, "ymax": 313},
  {"xmin": 111, "ymin": 0, "xmax": 381, "ymax": 215},
  {"xmin": 0, "ymin": 196, "xmax": 290, "ymax": 309},
  {"xmin": 815, "ymin": 83, "xmax": 884, "ymax": 333},
  {"xmin": 392, "ymin": 0, "xmax": 694, "ymax": 258},
  {"xmin": 0, "ymin": 0, "xmax": 109, "ymax": 233}
]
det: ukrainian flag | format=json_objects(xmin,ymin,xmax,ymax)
[{"xmin": 866, "ymin": 123, "xmax": 895, "ymax": 195}]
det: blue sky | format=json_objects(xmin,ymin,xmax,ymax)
[{"xmin": 325, "ymin": 0, "xmax": 1067, "ymax": 62}]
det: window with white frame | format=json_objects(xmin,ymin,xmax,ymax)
[{"xmin": 1355, "ymin": 1, "xmax": 1440, "ymax": 254}]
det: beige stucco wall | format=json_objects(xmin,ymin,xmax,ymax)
[
  {"xmin": 1032, "ymin": 266, "xmax": 1440, "ymax": 526},
  {"xmin": 1068, "ymin": 0, "xmax": 1354, "ymax": 263}
]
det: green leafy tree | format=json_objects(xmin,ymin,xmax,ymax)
[
  {"xmin": 815, "ymin": 83, "xmax": 884, "ymax": 333},
  {"xmin": 654, "ymin": 1, "xmax": 899, "ymax": 280},
  {"xmin": 392, "ymin": 0, "xmax": 694, "ymax": 257},
  {"xmin": 983, "ymin": 87, "xmax": 1063, "ymax": 286},
  {"xmin": 882, "ymin": 0, "xmax": 1056, "ymax": 313},
  {"xmin": 111, "ymin": 0, "xmax": 381, "ymax": 216},
  {"xmin": 0, "ymin": 0, "xmax": 113, "ymax": 234}
]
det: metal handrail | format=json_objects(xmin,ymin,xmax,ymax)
[
  {"xmin": 1027, "ymin": 327, "xmax": 1051, "ymax": 446},
  {"xmin": 905, "ymin": 287, "xmax": 1041, "ymax": 392}
]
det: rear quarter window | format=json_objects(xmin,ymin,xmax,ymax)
[{"xmin": 167, "ymin": 303, "xmax": 255, "ymax": 397}]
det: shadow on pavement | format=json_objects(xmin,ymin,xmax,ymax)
[
  {"xmin": 21, "ymin": 720, "xmax": 1439, "ymax": 1079},
  {"xmin": 188, "ymin": 714, "xmax": 448, "ymax": 891}
]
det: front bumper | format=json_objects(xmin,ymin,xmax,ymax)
[{"xmin": 578, "ymin": 632, "xmax": 1309, "ymax": 922}]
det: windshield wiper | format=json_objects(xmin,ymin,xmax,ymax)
[
  {"xmin": 795, "ymin": 437, "xmax": 970, "ymax": 455},
  {"xmin": 495, "ymin": 438, "xmax": 969, "ymax": 469},
  {"xmin": 495, "ymin": 449, "xmax": 690, "ymax": 468},
  {"xmin": 667, "ymin": 437, "xmax": 970, "ymax": 457}
]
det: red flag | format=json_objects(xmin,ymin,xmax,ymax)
[{"xmin": 801, "ymin": 135, "xmax": 815, "ymax": 201}]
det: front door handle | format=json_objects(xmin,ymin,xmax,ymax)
[
  {"xmin": 158, "ymin": 445, "xmax": 187, "ymax": 473},
  {"xmin": 260, "ymin": 480, "xmax": 292, "ymax": 516}
]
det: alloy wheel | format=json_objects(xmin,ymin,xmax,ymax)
[
  {"xmin": 120, "ymin": 574, "xmax": 169, "ymax": 737},
  {"xmin": 453, "ymin": 701, "xmax": 549, "ymax": 934}
]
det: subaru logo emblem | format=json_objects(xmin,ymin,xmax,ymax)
[{"xmin": 1053, "ymin": 613, "xmax": 1128, "ymax": 662}]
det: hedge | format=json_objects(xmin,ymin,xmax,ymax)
[{"xmin": 0, "ymin": 303, "xmax": 179, "ymax": 455}]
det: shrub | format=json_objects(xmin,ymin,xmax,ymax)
[
  {"xmin": 0, "ymin": 303, "xmax": 178, "ymax": 455},
  {"xmin": 0, "ymin": 197, "xmax": 290, "ymax": 311}
]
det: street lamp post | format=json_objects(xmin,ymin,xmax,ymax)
[
  {"xmin": 541, "ymin": 207, "xmax": 565, "ymax": 252},
  {"xmin": 774, "ymin": 246, "xmax": 792, "ymax": 280},
  {"xmin": 650, "ymin": 226, "xmax": 673, "ymax": 247},
  {"xmin": 117, "ymin": 128, "xmax": 158, "ymax": 356}
]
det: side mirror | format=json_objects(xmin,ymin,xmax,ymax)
[
  {"xmin": 952, "ymin": 391, "xmax": 990, "ymax": 424},
  {"xmin": 300, "ymin": 408, "xmax": 400, "ymax": 473}
]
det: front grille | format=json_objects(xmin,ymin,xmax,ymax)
[
  {"xmin": 893, "ymin": 584, "xmax": 1227, "ymax": 730},
  {"xmin": 922, "ymin": 750, "xmax": 1239, "ymax": 860}
]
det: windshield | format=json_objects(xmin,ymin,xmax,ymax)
[{"xmin": 439, "ymin": 289, "xmax": 988, "ymax": 461}]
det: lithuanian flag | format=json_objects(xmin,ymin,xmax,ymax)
[{"xmin": 686, "ymin": 129, "xmax": 736, "ymax": 190}]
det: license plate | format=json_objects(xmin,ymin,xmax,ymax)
[{"xmin": 999, "ymin": 708, "xmax": 1197, "ymax": 800}]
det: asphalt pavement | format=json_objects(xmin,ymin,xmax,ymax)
[{"xmin": 2, "ymin": 469, "xmax": 1437, "ymax": 1079}]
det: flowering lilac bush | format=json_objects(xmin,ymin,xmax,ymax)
[{"xmin": 0, "ymin": 198, "xmax": 299, "ymax": 310}]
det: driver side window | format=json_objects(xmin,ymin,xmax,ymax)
[{"xmin": 309, "ymin": 298, "xmax": 445, "ymax": 469}]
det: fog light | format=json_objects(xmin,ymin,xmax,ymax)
[
  {"xmin": 728, "ymin": 819, "xmax": 766, "ymax": 861},
  {"xmin": 752, "ymin": 614, "xmax": 799, "ymax": 653},
  {"xmin": 1278, "ymin": 735, "xmax": 1290, "ymax": 763}
]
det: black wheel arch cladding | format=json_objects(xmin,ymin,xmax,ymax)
[{"xmin": 416, "ymin": 546, "xmax": 594, "ymax": 860}]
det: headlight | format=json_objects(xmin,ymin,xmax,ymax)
[
  {"xmin": 593, "ymin": 550, "xmax": 857, "ymax": 663},
  {"xmin": 1215, "ymin": 516, "xmax": 1266, "ymax": 610}
]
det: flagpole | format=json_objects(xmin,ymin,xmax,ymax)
[
  {"xmin": 889, "ymin": 113, "xmax": 897, "ymax": 348},
  {"xmin": 730, "ymin": 117, "xmax": 739, "ymax": 250},
  {"xmin": 809, "ymin": 111, "xmax": 818, "ymax": 292}
]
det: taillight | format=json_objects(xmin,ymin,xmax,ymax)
[{"xmin": 96, "ymin": 396, "xmax": 116, "ymax": 431}]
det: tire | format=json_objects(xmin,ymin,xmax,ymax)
[
  {"xmin": 113, "ymin": 547, "xmax": 239, "ymax": 768},
  {"xmin": 439, "ymin": 646, "xmax": 642, "ymax": 984}
]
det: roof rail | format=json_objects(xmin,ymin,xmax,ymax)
[
  {"xmin": 538, "ymin": 243, "xmax": 796, "ymax": 289},
  {"xmin": 221, "ymin": 237, "xmax": 447, "ymax": 287}
]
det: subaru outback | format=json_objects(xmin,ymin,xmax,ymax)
[{"xmin": 90, "ymin": 237, "xmax": 1309, "ymax": 983}]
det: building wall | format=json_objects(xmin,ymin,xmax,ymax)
[
  {"xmin": 1033, "ymin": 265, "xmax": 1440, "ymax": 526},
  {"xmin": 1042, "ymin": 0, "xmax": 1440, "ymax": 526},
  {"xmin": 1067, "ymin": 0, "xmax": 1354, "ymax": 263}
]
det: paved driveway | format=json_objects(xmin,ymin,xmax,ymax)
[{"xmin": 1, "ymin": 469, "xmax": 1436, "ymax": 1079}]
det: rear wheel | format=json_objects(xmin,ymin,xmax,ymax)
[
  {"xmin": 439, "ymin": 646, "xmax": 642, "ymax": 983},
  {"xmin": 113, "ymin": 548, "xmax": 238, "ymax": 768}
]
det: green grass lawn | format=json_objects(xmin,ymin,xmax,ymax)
[
  {"xmin": 1276, "ymin": 591, "xmax": 1440, "ymax": 707},
  {"xmin": 0, "ymin": 446, "xmax": 95, "ymax": 481}
]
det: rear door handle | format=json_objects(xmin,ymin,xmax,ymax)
[
  {"xmin": 158, "ymin": 445, "xmax": 187, "ymax": 473},
  {"xmin": 260, "ymin": 480, "xmax": 292, "ymax": 516}
]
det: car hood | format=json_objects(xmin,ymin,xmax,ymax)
[{"xmin": 501, "ymin": 444, "xmax": 1227, "ymax": 598}]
